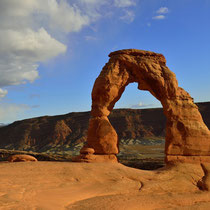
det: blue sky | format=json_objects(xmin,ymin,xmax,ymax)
[{"xmin": 0, "ymin": 0, "xmax": 209, "ymax": 123}]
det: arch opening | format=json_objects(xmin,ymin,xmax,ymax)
[
  {"xmin": 111, "ymin": 82, "xmax": 166, "ymax": 170},
  {"xmin": 114, "ymin": 82, "xmax": 162, "ymax": 110},
  {"xmin": 75, "ymin": 49, "xmax": 210, "ymax": 164}
]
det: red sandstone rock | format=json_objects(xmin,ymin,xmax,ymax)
[
  {"xmin": 73, "ymin": 154, "xmax": 118, "ymax": 163},
  {"xmin": 78, "ymin": 49, "xmax": 210, "ymax": 162},
  {"xmin": 165, "ymin": 155, "xmax": 210, "ymax": 163},
  {"xmin": 8, "ymin": 154, "xmax": 38, "ymax": 162},
  {"xmin": 86, "ymin": 116, "xmax": 118, "ymax": 154},
  {"xmin": 80, "ymin": 147, "xmax": 95, "ymax": 154}
]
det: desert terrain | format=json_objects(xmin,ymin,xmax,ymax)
[
  {"xmin": 0, "ymin": 102, "xmax": 210, "ymax": 209},
  {"xmin": 0, "ymin": 1, "xmax": 209, "ymax": 209},
  {"xmin": 0, "ymin": 161, "xmax": 210, "ymax": 209}
]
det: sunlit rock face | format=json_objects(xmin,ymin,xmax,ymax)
[
  {"xmin": 8, "ymin": 154, "xmax": 37, "ymax": 162},
  {"xmin": 76, "ymin": 49, "xmax": 210, "ymax": 163}
]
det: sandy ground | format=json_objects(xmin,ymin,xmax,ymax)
[{"xmin": 0, "ymin": 161, "xmax": 210, "ymax": 210}]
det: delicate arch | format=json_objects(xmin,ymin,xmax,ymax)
[{"xmin": 76, "ymin": 49, "xmax": 210, "ymax": 163}]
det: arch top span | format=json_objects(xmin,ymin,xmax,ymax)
[
  {"xmin": 109, "ymin": 49, "xmax": 166, "ymax": 65},
  {"xmin": 74, "ymin": 49, "xmax": 210, "ymax": 163},
  {"xmin": 91, "ymin": 49, "xmax": 178, "ymax": 117}
]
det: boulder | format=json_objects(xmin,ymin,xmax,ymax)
[
  {"xmin": 8, "ymin": 154, "xmax": 38, "ymax": 162},
  {"xmin": 80, "ymin": 147, "xmax": 95, "ymax": 155}
]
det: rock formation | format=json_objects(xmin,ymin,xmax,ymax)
[
  {"xmin": 76, "ymin": 49, "xmax": 210, "ymax": 163},
  {"xmin": 0, "ymin": 103, "xmax": 209, "ymax": 154},
  {"xmin": 8, "ymin": 154, "xmax": 38, "ymax": 162}
]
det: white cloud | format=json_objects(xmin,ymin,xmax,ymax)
[
  {"xmin": 131, "ymin": 102, "xmax": 155, "ymax": 108},
  {"xmin": 0, "ymin": 0, "xmax": 101, "ymax": 97},
  {"xmin": 0, "ymin": 103, "xmax": 29, "ymax": 123},
  {"xmin": 0, "ymin": 28, "xmax": 66, "ymax": 87},
  {"xmin": 0, "ymin": 28, "xmax": 66, "ymax": 62},
  {"xmin": 0, "ymin": 89, "xmax": 8, "ymax": 98},
  {"xmin": 120, "ymin": 10, "xmax": 135, "ymax": 23},
  {"xmin": 114, "ymin": 0, "xmax": 136, "ymax": 8},
  {"xmin": 0, "ymin": 0, "xmax": 137, "ymax": 100},
  {"xmin": 0, "ymin": 0, "xmax": 91, "ymax": 34},
  {"xmin": 152, "ymin": 15, "xmax": 165, "ymax": 20},
  {"xmin": 152, "ymin": 7, "xmax": 169, "ymax": 20},
  {"xmin": 42, "ymin": 0, "xmax": 90, "ymax": 33},
  {"xmin": 0, "ymin": 0, "xmax": 75, "ymax": 97},
  {"xmin": 0, "ymin": 0, "xmax": 138, "ymax": 123},
  {"xmin": 157, "ymin": 7, "xmax": 169, "ymax": 14}
]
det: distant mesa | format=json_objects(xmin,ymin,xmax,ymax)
[
  {"xmin": 0, "ymin": 123, "xmax": 6, "ymax": 127},
  {"xmin": 75, "ymin": 49, "xmax": 210, "ymax": 163},
  {"xmin": 0, "ymin": 103, "xmax": 209, "ymax": 156}
]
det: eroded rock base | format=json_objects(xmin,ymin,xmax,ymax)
[
  {"xmin": 166, "ymin": 155, "xmax": 210, "ymax": 163},
  {"xmin": 72, "ymin": 154, "xmax": 118, "ymax": 163}
]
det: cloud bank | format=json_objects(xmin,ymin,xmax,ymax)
[
  {"xmin": 0, "ymin": 0, "xmax": 137, "ymax": 98},
  {"xmin": 0, "ymin": 0, "xmax": 137, "ymax": 123}
]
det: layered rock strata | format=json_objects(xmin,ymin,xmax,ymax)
[{"xmin": 75, "ymin": 49, "xmax": 210, "ymax": 163}]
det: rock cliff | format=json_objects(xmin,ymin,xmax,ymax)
[{"xmin": 0, "ymin": 102, "xmax": 209, "ymax": 153}]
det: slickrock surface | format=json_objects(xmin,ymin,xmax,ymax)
[
  {"xmin": 80, "ymin": 49, "xmax": 210, "ymax": 162},
  {"xmin": 0, "ymin": 162, "xmax": 210, "ymax": 209}
]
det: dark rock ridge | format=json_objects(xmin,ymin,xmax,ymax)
[
  {"xmin": 0, "ymin": 102, "xmax": 209, "ymax": 153},
  {"xmin": 0, "ymin": 123, "xmax": 6, "ymax": 127}
]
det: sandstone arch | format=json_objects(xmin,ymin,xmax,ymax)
[{"xmin": 76, "ymin": 49, "xmax": 210, "ymax": 163}]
